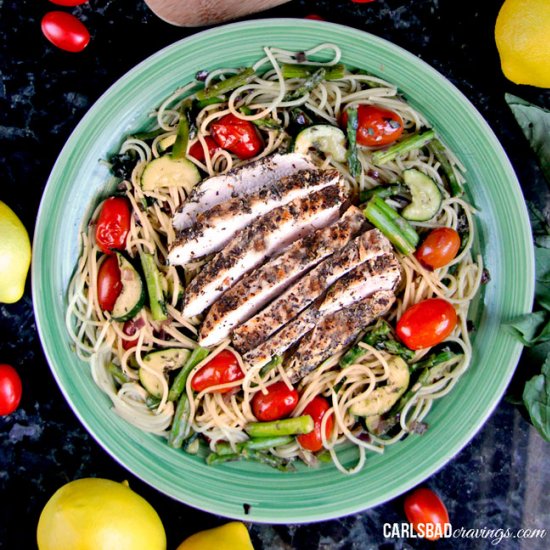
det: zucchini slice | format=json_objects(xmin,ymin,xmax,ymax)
[
  {"xmin": 292, "ymin": 125, "xmax": 347, "ymax": 162},
  {"xmin": 401, "ymin": 168, "xmax": 442, "ymax": 222},
  {"xmin": 139, "ymin": 348, "xmax": 191, "ymax": 398},
  {"xmin": 141, "ymin": 155, "xmax": 201, "ymax": 193},
  {"xmin": 350, "ymin": 357, "xmax": 410, "ymax": 417},
  {"xmin": 111, "ymin": 254, "xmax": 145, "ymax": 322}
]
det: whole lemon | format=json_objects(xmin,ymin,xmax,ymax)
[
  {"xmin": 176, "ymin": 522, "xmax": 254, "ymax": 550},
  {"xmin": 37, "ymin": 478, "xmax": 166, "ymax": 550},
  {"xmin": 0, "ymin": 200, "xmax": 31, "ymax": 304},
  {"xmin": 495, "ymin": 0, "xmax": 550, "ymax": 87}
]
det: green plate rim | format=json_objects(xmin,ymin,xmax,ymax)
[{"xmin": 32, "ymin": 18, "xmax": 534, "ymax": 523}]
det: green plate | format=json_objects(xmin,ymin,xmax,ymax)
[{"xmin": 32, "ymin": 19, "xmax": 534, "ymax": 523}]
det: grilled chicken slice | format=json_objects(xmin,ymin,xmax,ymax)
[
  {"xmin": 180, "ymin": 185, "xmax": 346, "ymax": 318},
  {"xmin": 232, "ymin": 228, "xmax": 393, "ymax": 354},
  {"xmin": 285, "ymin": 290, "xmax": 396, "ymax": 384},
  {"xmin": 172, "ymin": 152, "xmax": 315, "ymax": 230},
  {"xmin": 168, "ymin": 169, "xmax": 341, "ymax": 265},
  {"xmin": 242, "ymin": 251, "xmax": 401, "ymax": 369},
  {"xmin": 198, "ymin": 206, "xmax": 365, "ymax": 348}
]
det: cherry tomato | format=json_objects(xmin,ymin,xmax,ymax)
[
  {"xmin": 97, "ymin": 255, "xmax": 122, "ymax": 312},
  {"xmin": 210, "ymin": 114, "xmax": 263, "ymax": 160},
  {"xmin": 188, "ymin": 136, "xmax": 219, "ymax": 162},
  {"xmin": 0, "ymin": 364, "xmax": 23, "ymax": 416},
  {"xmin": 95, "ymin": 196, "xmax": 131, "ymax": 255},
  {"xmin": 191, "ymin": 350, "xmax": 244, "ymax": 394},
  {"xmin": 415, "ymin": 227, "xmax": 461, "ymax": 270},
  {"xmin": 41, "ymin": 12, "xmax": 90, "ymax": 53},
  {"xmin": 404, "ymin": 487, "xmax": 450, "ymax": 541},
  {"xmin": 48, "ymin": 0, "xmax": 88, "ymax": 5},
  {"xmin": 121, "ymin": 319, "xmax": 140, "ymax": 350},
  {"xmin": 341, "ymin": 105, "xmax": 403, "ymax": 147},
  {"xmin": 396, "ymin": 298, "xmax": 457, "ymax": 350},
  {"xmin": 351, "ymin": 0, "xmax": 377, "ymax": 3},
  {"xmin": 305, "ymin": 14, "xmax": 325, "ymax": 20},
  {"xmin": 297, "ymin": 395, "xmax": 334, "ymax": 452},
  {"xmin": 252, "ymin": 381, "xmax": 299, "ymax": 422}
]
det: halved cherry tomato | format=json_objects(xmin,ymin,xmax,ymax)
[
  {"xmin": 297, "ymin": 395, "xmax": 334, "ymax": 452},
  {"xmin": 252, "ymin": 381, "xmax": 299, "ymax": 422},
  {"xmin": 404, "ymin": 487, "xmax": 450, "ymax": 541},
  {"xmin": 188, "ymin": 136, "xmax": 220, "ymax": 162},
  {"xmin": 0, "ymin": 364, "xmax": 22, "ymax": 416},
  {"xmin": 97, "ymin": 255, "xmax": 122, "ymax": 312},
  {"xmin": 396, "ymin": 298, "xmax": 457, "ymax": 350},
  {"xmin": 191, "ymin": 350, "xmax": 244, "ymax": 394},
  {"xmin": 48, "ymin": 0, "xmax": 88, "ymax": 5},
  {"xmin": 341, "ymin": 105, "xmax": 403, "ymax": 147},
  {"xmin": 41, "ymin": 12, "xmax": 90, "ymax": 53},
  {"xmin": 121, "ymin": 319, "xmax": 140, "ymax": 350},
  {"xmin": 415, "ymin": 227, "xmax": 461, "ymax": 270},
  {"xmin": 95, "ymin": 196, "xmax": 131, "ymax": 255},
  {"xmin": 210, "ymin": 114, "xmax": 263, "ymax": 160}
]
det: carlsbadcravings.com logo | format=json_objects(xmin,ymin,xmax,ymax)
[{"xmin": 383, "ymin": 523, "xmax": 548, "ymax": 545}]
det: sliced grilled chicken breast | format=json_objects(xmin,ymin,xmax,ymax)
[
  {"xmin": 168, "ymin": 169, "xmax": 341, "ymax": 265},
  {"xmin": 180, "ymin": 185, "xmax": 346, "ymax": 318},
  {"xmin": 172, "ymin": 152, "xmax": 315, "ymax": 230},
  {"xmin": 198, "ymin": 206, "xmax": 365, "ymax": 348},
  {"xmin": 232, "ymin": 228, "xmax": 393, "ymax": 353},
  {"xmin": 242, "ymin": 250, "xmax": 401, "ymax": 369},
  {"xmin": 285, "ymin": 290, "xmax": 396, "ymax": 384}
]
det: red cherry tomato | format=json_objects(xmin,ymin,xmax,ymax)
[
  {"xmin": 210, "ymin": 114, "xmax": 263, "ymax": 160},
  {"xmin": 95, "ymin": 196, "xmax": 131, "ymax": 255},
  {"xmin": 404, "ymin": 487, "xmax": 450, "ymax": 541},
  {"xmin": 191, "ymin": 350, "xmax": 244, "ymax": 393},
  {"xmin": 121, "ymin": 319, "xmax": 140, "ymax": 350},
  {"xmin": 351, "ymin": 0, "xmax": 377, "ymax": 3},
  {"xmin": 41, "ymin": 12, "xmax": 90, "ymax": 53},
  {"xmin": 251, "ymin": 381, "xmax": 299, "ymax": 422},
  {"xmin": 0, "ymin": 364, "xmax": 23, "ymax": 416},
  {"xmin": 415, "ymin": 227, "xmax": 461, "ymax": 270},
  {"xmin": 97, "ymin": 255, "xmax": 122, "ymax": 312},
  {"xmin": 188, "ymin": 136, "xmax": 220, "ymax": 162},
  {"xmin": 297, "ymin": 395, "xmax": 334, "ymax": 452},
  {"xmin": 341, "ymin": 105, "xmax": 403, "ymax": 147},
  {"xmin": 305, "ymin": 14, "xmax": 325, "ymax": 20},
  {"xmin": 48, "ymin": 0, "xmax": 88, "ymax": 5},
  {"xmin": 396, "ymin": 298, "xmax": 457, "ymax": 350}
]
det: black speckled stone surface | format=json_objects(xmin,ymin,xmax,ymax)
[{"xmin": 1, "ymin": 1, "xmax": 549, "ymax": 549}]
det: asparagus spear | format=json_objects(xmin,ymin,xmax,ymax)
[
  {"xmin": 364, "ymin": 197, "xmax": 419, "ymax": 254},
  {"xmin": 281, "ymin": 63, "xmax": 346, "ymax": 80},
  {"xmin": 346, "ymin": 106, "xmax": 361, "ymax": 178},
  {"xmin": 430, "ymin": 139, "xmax": 464, "ymax": 196},
  {"xmin": 214, "ymin": 435, "xmax": 293, "ymax": 456},
  {"xmin": 284, "ymin": 68, "xmax": 327, "ymax": 101},
  {"xmin": 107, "ymin": 363, "xmax": 130, "ymax": 386},
  {"xmin": 171, "ymin": 99, "xmax": 192, "ymax": 159},
  {"xmin": 372, "ymin": 129, "xmax": 435, "ymax": 166},
  {"xmin": 168, "ymin": 346, "xmax": 210, "ymax": 402},
  {"xmin": 195, "ymin": 67, "xmax": 256, "ymax": 101},
  {"xmin": 206, "ymin": 449, "xmax": 295, "ymax": 471},
  {"xmin": 245, "ymin": 415, "xmax": 314, "ymax": 438},
  {"xmin": 360, "ymin": 183, "xmax": 408, "ymax": 203},
  {"xmin": 168, "ymin": 392, "xmax": 192, "ymax": 449},
  {"xmin": 258, "ymin": 355, "xmax": 283, "ymax": 378}
]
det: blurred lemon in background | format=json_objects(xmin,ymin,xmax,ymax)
[
  {"xmin": 495, "ymin": 0, "xmax": 550, "ymax": 87},
  {"xmin": 176, "ymin": 521, "xmax": 254, "ymax": 550},
  {"xmin": 37, "ymin": 478, "xmax": 166, "ymax": 550},
  {"xmin": 0, "ymin": 200, "xmax": 31, "ymax": 304}
]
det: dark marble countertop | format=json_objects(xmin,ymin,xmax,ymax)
[{"xmin": 1, "ymin": 1, "xmax": 549, "ymax": 548}]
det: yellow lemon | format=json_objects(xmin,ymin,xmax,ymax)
[
  {"xmin": 37, "ymin": 478, "xmax": 166, "ymax": 550},
  {"xmin": 176, "ymin": 522, "xmax": 254, "ymax": 550},
  {"xmin": 495, "ymin": 0, "xmax": 550, "ymax": 87},
  {"xmin": 0, "ymin": 201, "xmax": 31, "ymax": 304}
]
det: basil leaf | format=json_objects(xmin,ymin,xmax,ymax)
[
  {"xmin": 505, "ymin": 310, "xmax": 550, "ymax": 346},
  {"xmin": 522, "ymin": 354, "xmax": 550, "ymax": 442},
  {"xmin": 505, "ymin": 94, "xmax": 550, "ymax": 186}
]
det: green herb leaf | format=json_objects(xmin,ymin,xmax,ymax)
[
  {"xmin": 505, "ymin": 94, "xmax": 550, "ymax": 187},
  {"xmin": 522, "ymin": 354, "xmax": 550, "ymax": 442},
  {"xmin": 505, "ymin": 310, "xmax": 550, "ymax": 346}
]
